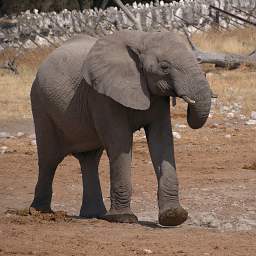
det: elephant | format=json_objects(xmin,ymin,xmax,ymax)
[{"xmin": 29, "ymin": 30, "xmax": 212, "ymax": 226}]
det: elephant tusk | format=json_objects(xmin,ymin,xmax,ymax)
[{"xmin": 182, "ymin": 95, "xmax": 196, "ymax": 105}]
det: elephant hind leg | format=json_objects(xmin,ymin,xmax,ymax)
[
  {"xmin": 74, "ymin": 148, "xmax": 107, "ymax": 218},
  {"xmin": 30, "ymin": 100, "xmax": 65, "ymax": 213}
]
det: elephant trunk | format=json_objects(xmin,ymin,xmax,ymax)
[{"xmin": 185, "ymin": 85, "xmax": 212, "ymax": 129}]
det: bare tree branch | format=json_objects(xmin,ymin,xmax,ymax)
[
  {"xmin": 182, "ymin": 28, "xmax": 256, "ymax": 69},
  {"xmin": 113, "ymin": 0, "xmax": 142, "ymax": 31}
]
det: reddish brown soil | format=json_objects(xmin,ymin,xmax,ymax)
[{"xmin": 0, "ymin": 113, "xmax": 256, "ymax": 255}]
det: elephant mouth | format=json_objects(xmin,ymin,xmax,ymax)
[
  {"xmin": 157, "ymin": 80, "xmax": 176, "ymax": 97},
  {"xmin": 157, "ymin": 80, "xmax": 196, "ymax": 105}
]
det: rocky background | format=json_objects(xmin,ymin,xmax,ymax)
[{"xmin": 0, "ymin": 0, "xmax": 256, "ymax": 49}]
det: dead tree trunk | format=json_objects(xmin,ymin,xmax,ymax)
[{"xmin": 183, "ymin": 29, "xmax": 256, "ymax": 69}]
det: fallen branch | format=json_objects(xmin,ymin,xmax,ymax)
[{"xmin": 182, "ymin": 28, "xmax": 256, "ymax": 69}]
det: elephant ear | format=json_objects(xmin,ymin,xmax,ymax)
[{"xmin": 83, "ymin": 35, "xmax": 150, "ymax": 110}]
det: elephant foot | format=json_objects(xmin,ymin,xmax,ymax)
[
  {"xmin": 80, "ymin": 208, "xmax": 107, "ymax": 219},
  {"xmin": 29, "ymin": 206, "xmax": 53, "ymax": 215},
  {"xmin": 100, "ymin": 210, "xmax": 138, "ymax": 224},
  {"xmin": 159, "ymin": 206, "xmax": 188, "ymax": 226}
]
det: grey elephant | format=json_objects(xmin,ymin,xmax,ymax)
[{"xmin": 30, "ymin": 30, "xmax": 212, "ymax": 226}]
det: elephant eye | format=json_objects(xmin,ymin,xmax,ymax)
[{"xmin": 159, "ymin": 61, "xmax": 171, "ymax": 73}]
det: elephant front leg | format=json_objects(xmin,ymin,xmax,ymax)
[
  {"xmin": 102, "ymin": 147, "xmax": 138, "ymax": 224},
  {"xmin": 145, "ymin": 107, "xmax": 188, "ymax": 226},
  {"xmin": 91, "ymin": 99, "xmax": 138, "ymax": 224}
]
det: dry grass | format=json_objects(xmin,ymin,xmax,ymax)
[
  {"xmin": 0, "ymin": 47, "xmax": 54, "ymax": 120},
  {"xmin": 0, "ymin": 68, "xmax": 33, "ymax": 120},
  {"xmin": 192, "ymin": 27, "xmax": 256, "ymax": 54},
  {"xmin": 0, "ymin": 28, "xmax": 255, "ymax": 122},
  {"xmin": 207, "ymin": 67, "xmax": 256, "ymax": 114}
]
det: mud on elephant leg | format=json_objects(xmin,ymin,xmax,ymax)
[
  {"xmin": 145, "ymin": 103, "xmax": 188, "ymax": 226},
  {"xmin": 157, "ymin": 170, "xmax": 188, "ymax": 226},
  {"xmin": 74, "ymin": 149, "xmax": 107, "ymax": 218}
]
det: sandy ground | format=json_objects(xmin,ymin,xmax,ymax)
[{"xmin": 0, "ymin": 107, "xmax": 256, "ymax": 256}]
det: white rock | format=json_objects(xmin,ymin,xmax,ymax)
[
  {"xmin": 29, "ymin": 134, "xmax": 36, "ymax": 139},
  {"xmin": 239, "ymin": 114, "xmax": 246, "ymax": 120},
  {"xmin": 0, "ymin": 132, "xmax": 11, "ymax": 138},
  {"xmin": 210, "ymin": 123, "xmax": 219, "ymax": 128},
  {"xmin": 211, "ymin": 98, "xmax": 217, "ymax": 105},
  {"xmin": 222, "ymin": 106, "xmax": 229, "ymax": 112},
  {"xmin": 0, "ymin": 146, "xmax": 8, "ymax": 154},
  {"xmin": 225, "ymin": 134, "xmax": 231, "ymax": 139},
  {"xmin": 31, "ymin": 140, "xmax": 37, "ymax": 146},
  {"xmin": 132, "ymin": 2, "xmax": 138, "ymax": 8},
  {"xmin": 250, "ymin": 111, "xmax": 256, "ymax": 120},
  {"xmin": 222, "ymin": 223, "xmax": 233, "ymax": 230},
  {"xmin": 236, "ymin": 223, "xmax": 252, "ymax": 231},
  {"xmin": 226, "ymin": 112, "xmax": 234, "ymax": 118},
  {"xmin": 172, "ymin": 131, "xmax": 181, "ymax": 139},
  {"xmin": 175, "ymin": 124, "xmax": 187, "ymax": 129},
  {"xmin": 16, "ymin": 132, "xmax": 25, "ymax": 137},
  {"xmin": 143, "ymin": 249, "xmax": 153, "ymax": 254},
  {"xmin": 245, "ymin": 119, "xmax": 256, "ymax": 125},
  {"xmin": 193, "ymin": 212, "xmax": 220, "ymax": 228}
]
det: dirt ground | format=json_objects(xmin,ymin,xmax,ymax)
[{"xmin": 0, "ymin": 103, "xmax": 256, "ymax": 256}]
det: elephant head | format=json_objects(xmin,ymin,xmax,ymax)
[{"xmin": 83, "ymin": 31, "xmax": 212, "ymax": 129}]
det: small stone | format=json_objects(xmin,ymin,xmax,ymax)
[
  {"xmin": 175, "ymin": 124, "xmax": 187, "ymax": 129},
  {"xmin": 225, "ymin": 134, "xmax": 231, "ymax": 139},
  {"xmin": 226, "ymin": 112, "xmax": 234, "ymax": 119},
  {"xmin": 31, "ymin": 140, "xmax": 37, "ymax": 146},
  {"xmin": 0, "ymin": 146, "xmax": 16, "ymax": 154},
  {"xmin": 193, "ymin": 212, "xmax": 220, "ymax": 228},
  {"xmin": 222, "ymin": 106, "xmax": 229, "ymax": 112},
  {"xmin": 172, "ymin": 131, "xmax": 181, "ymax": 139},
  {"xmin": 0, "ymin": 132, "xmax": 11, "ymax": 138},
  {"xmin": 16, "ymin": 132, "xmax": 25, "ymax": 137},
  {"xmin": 245, "ymin": 119, "xmax": 256, "ymax": 125},
  {"xmin": 250, "ymin": 111, "xmax": 256, "ymax": 120},
  {"xmin": 206, "ymin": 72, "xmax": 215, "ymax": 79},
  {"xmin": 0, "ymin": 146, "xmax": 8, "ymax": 154},
  {"xmin": 211, "ymin": 98, "xmax": 217, "ymax": 104},
  {"xmin": 208, "ymin": 123, "xmax": 218, "ymax": 128},
  {"xmin": 236, "ymin": 223, "xmax": 251, "ymax": 231},
  {"xmin": 223, "ymin": 223, "xmax": 233, "ymax": 230},
  {"xmin": 239, "ymin": 114, "xmax": 246, "ymax": 120},
  {"xmin": 29, "ymin": 134, "xmax": 36, "ymax": 139},
  {"xmin": 143, "ymin": 249, "xmax": 153, "ymax": 254}
]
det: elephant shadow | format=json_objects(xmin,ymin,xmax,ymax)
[{"xmin": 72, "ymin": 215, "xmax": 180, "ymax": 229}]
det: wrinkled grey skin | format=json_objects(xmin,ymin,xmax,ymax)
[{"xmin": 30, "ymin": 31, "xmax": 212, "ymax": 226}]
